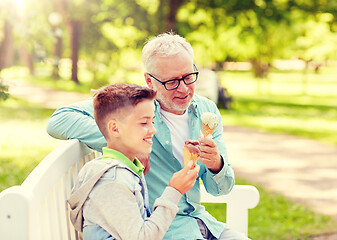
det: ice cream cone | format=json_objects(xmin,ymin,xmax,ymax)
[
  {"xmin": 202, "ymin": 123, "xmax": 215, "ymax": 138},
  {"xmin": 201, "ymin": 112, "xmax": 219, "ymax": 138},
  {"xmin": 183, "ymin": 146, "xmax": 199, "ymax": 168}
]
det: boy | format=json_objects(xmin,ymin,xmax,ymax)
[{"xmin": 68, "ymin": 83, "xmax": 200, "ymax": 240}]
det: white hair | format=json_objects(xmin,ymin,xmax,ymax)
[{"xmin": 142, "ymin": 32, "xmax": 194, "ymax": 74}]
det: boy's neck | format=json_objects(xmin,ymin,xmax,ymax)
[{"xmin": 107, "ymin": 142, "xmax": 135, "ymax": 162}]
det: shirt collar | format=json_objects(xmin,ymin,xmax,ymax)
[
  {"xmin": 102, "ymin": 147, "xmax": 144, "ymax": 177},
  {"xmin": 189, "ymin": 97, "xmax": 198, "ymax": 116}
]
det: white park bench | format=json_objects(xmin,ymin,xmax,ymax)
[{"xmin": 0, "ymin": 139, "xmax": 259, "ymax": 240}]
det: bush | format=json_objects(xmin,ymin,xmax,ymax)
[{"xmin": 0, "ymin": 78, "xmax": 9, "ymax": 101}]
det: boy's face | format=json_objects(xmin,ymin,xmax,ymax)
[{"xmin": 115, "ymin": 99, "xmax": 156, "ymax": 160}]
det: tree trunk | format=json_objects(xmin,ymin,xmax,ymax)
[
  {"xmin": 250, "ymin": 59, "xmax": 270, "ymax": 78},
  {"xmin": 51, "ymin": 0, "xmax": 66, "ymax": 79},
  {"xmin": 302, "ymin": 61, "xmax": 309, "ymax": 95},
  {"xmin": 250, "ymin": 59, "xmax": 270, "ymax": 94},
  {"xmin": 0, "ymin": 20, "xmax": 14, "ymax": 71},
  {"xmin": 69, "ymin": 20, "xmax": 80, "ymax": 84},
  {"xmin": 20, "ymin": 44, "xmax": 35, "ymax": 75},
  {"xmin": 157, "ymin": 0, "xmax": 167, "ymax": 33},
  {"xmin": 165, "ymin": 0, "xmax": 185, "ymax": 32},
  {"xmin": 52, "ymin": 32, "xmax": 63, "ymax": 79}
]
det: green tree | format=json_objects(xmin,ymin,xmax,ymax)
[
  {"xmin": 178, "ymin": 0, "xmax": 297, "ymax": 77},
  {"xmin": 1, "ymin": 0, "xmax": 57, "ymax": 75},
  {"xmin": 176, "ymin": 0, "xmax": 337, "ymax": 80}
]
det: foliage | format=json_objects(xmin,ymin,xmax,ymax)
[
  {"xmin": 177, "ymin": 0, "xmax": 337, "ymax": 77},
  {"xmin": 2, "ymin": 0, "xmax": 337, "ymax": 83},
  {"xmin": 0, "ymin": 76, "xmax": 9, "ymax": 101},
  {"xmin": 291, "ymin": 13, "xmax": 337, "ymax": 63},
  {"xmin": 0, "ymin": 0, "xmax": 337, "ymax": 83}
]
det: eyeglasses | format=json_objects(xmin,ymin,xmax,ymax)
[{"xmin": 147, "ymin": 64, "xmax": 199, "ymax": 91}]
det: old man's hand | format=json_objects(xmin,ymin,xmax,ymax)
[{"xmin": 198, "ymin": 137, "xmax": 223, "ymax": 173}]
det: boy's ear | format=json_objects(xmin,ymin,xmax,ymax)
[{"xmin": 107, "ymin": 119, "xmax": 119, "ymax": 137}]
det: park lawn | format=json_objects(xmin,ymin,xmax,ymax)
[
  {"xmin": 0, "ymin": 98, "xmax": 59, "ymax": 191},
  {"xmin": 203, "ymin": 178, "xmax": 337, "ymax": 240},
  {"xmin": 219, "ymin": 67, "xmax": 337, "ymax": 99},
  {"xmin": 218, "ymin": 68, "xmax": 337, "ymax": 146},
  {"xmin": 1, "ymin": 64, "xmax": 146, "ymax": 93},
  {"xmin": 219, "ymin": 95, "xmax": 337, "ymax": 146},
  {"xmin": 1, "ymin": 97, "xmax": 337, "ymax": 240}
]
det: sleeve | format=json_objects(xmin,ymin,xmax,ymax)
[
  {"xmin": 46, "ymin": 98, "xmax": 106, "ymax": 152},
  {"xmin": 87, "ymin": 182, "xmax": 182, "ymax": 240},
  {"xmin": 200, "ymin": 105, "xmax": 235, "ymax": 196}
]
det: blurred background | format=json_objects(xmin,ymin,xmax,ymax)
[{"xmin": 1, "ymin": 0, "xmax": 337, "ymax": 239}]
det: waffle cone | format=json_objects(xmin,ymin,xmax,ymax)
[
  {"xmin": 183, "ymin": 146, "xmax": 198, "ymax": 168},
  {"xmin": 202, "ymin": 123, "xmax": 215, "ymax": 138}
]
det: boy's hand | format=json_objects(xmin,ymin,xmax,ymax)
[
  {"xmin": 136, "ymin": 153, "xmax": 150, "ymax": 175},
  {"xmin": 198, "ymin": 137, "xmax": 223, "ymax": 173},
  {"xmin": 168, "ymin": 161, "xmax": 200, "ymax": 194}
]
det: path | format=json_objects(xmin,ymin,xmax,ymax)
[
  {"xmin": 223, "ymin": 126, "xmax": 337, "ymax": 219},
  {"xmin": 5, "ymin": 79, "xmax": 337, "ymax": 222},
  {"xmin": 6, "ymin": 79, "xmax": 91, "ymax": 109}
]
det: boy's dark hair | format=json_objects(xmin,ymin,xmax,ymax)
[{"xmin": 93, "ymin": 83, "xmax": 156, "ymax": 140}]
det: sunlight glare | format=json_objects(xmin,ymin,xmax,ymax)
[{"xmin": 12, "ymin": 0, "xmax": 25, "ymax": 15}]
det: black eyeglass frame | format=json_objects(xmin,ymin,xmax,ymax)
[{"xmin": 147, "ymin": 64, "xmax": 199, "ymax": 91}]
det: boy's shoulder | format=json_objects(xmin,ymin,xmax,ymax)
[
  {"xmin": 77, "ymin": 159, "xmax": 118, "ymax": 182},
  {"xmin": 91, "ymin": 159, "xmax": 141, "ymax": 184},
  {"xmin": 77, "ymin": 158, "xmax": 141, "ymax": 189},
  {"xmin": 103, "ymin": 163, "xmax": 141, "ymax": 189},
  {"xmin": 81, "ymin": 158, "xmax": 114, "ymax": 171}
]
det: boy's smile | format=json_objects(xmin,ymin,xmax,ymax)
[{"xmin": 143, "ymin": 136, "xmax": 153, "ymax": 145}]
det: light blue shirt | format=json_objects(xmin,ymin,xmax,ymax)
[
  {"xmin": 47, "ymin": 94, "xmax": 235, "ymax": 240},
  {"xmin": 147, "ymin": 95, "xmax": 234, "ymax": 240}
]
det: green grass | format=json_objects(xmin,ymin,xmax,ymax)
[
  {"xmin": 1, "ymin": 65, "xmax": 95, "ymax": 93},
  {"xmin": 220, "ymin": 96, "xmax": 337, "ymax": 145},
  {"xmin": 0, "ymin": 98, "xmax": 59, "ymax": 191},
  {"xmin": 219, "ymin": 67, "xmax": 337, "ymax": 97},
  {"xmin": 218, "ymin": 68, "xmax": 337, "ymax": 146},
  {"xmin": 203, "ymin": 178, "xmax": 337, "ymax": 240}
]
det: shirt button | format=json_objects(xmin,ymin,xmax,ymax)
[{"xmin": 166, "ymin": 141, "xmax": 169, "ymax": 144}]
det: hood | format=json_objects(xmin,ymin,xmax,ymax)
[{"xmin": 68, "ymin": 160, "xmax": 118, "ymax": 232}]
